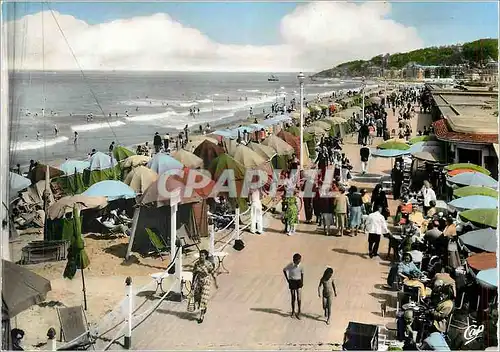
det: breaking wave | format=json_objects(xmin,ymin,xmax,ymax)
[
  {"xmin": 71, "ymin": 121, "xmax": 126, "ymax": 132},
  {"xmin": 10, "ymin": 136, "xmax": 69, "ymax": 151}
]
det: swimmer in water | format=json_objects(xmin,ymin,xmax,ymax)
[
  {"xmin": 74, "ymin": 131, "xmax": 79, "ymax": 145},
  {"xmin": 54, "ymin": 125, "xmax": 58, "ymax": 136},
  {"xmin": 136, "ymin": 106, "xmax": 139, "ymax": 111},
  {"xmin": 36, "ymin": 131, "xmax": 41, "ymax": 140}
]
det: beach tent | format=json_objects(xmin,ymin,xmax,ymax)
[
  {"xmin": 310, "ymin": 121, "xmax": 331, "ymax": 131},
  {"xmin": 172, "ymin": 149, "xmax": 203, "ymax": 169},
  {"xmin": 285, "ymin": 125, "xmax": 300, "ymax": 136},
  {"xmin": 121, "ymin": 155, "xmax": 150, "ymax": 169},
  {"xmin": 305, "ymin": 125, "xmax": 328, "ymax": 136},
  {"xmin": 124, "ymin": 166, "xmax": 159, "ymax": 194},
  {"xmin": 83, "ymin": 180, "xmax": 136, "ymax": 201},
  {"xmin": 221, "ymin": 138, "xmax": 239, "ymax": 157},
  {"xmin": 233, "ymin": 144, "xmax": 273, "ymax": 176},
  {"xmin": 9, "ymin": 172, "xmax": 31, "ymax": 200},
  {"xmin": 60, "ymin": 160, "xmax": 90, "ymax": 176},
  {"xmin": 248, "ymin": 142, "xmax": 276, "ymax": 160},
  {"xmin": 193, "ymin": 140, "xmax": 225, "ymax": 169},
  {"xmin": 113, "ymin": 146, "xmax": 135, "ymax": 162},
  {"xmin": 85, "ymin": 152, "xmax": 119, "ymax": 186},
  {"xmin": 185, "ymin": 136, "xmax": 218, "ymax": 152},
  {"xmin": 148, "ymin": 153, "xmax": 183, "ymax": 175},
  {"xmin": 262, "ymin": 135, "xmax": 294, "ymax": 156},
  {"xmin": 54, "ymin": 160, "xmax": 91, "ymax": 195},
  {"xmin": 208, "ymin": 154, "xmax": 248, "ymax": 211}
]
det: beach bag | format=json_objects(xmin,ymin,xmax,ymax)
[{"xmin": 186, "ymin": 295, "xmax": 195, "ymax": 312}]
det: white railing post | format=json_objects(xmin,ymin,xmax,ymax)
[
  {"xmin": 235, "ymin": 206, "xmax": 240, "ymax": 240},
  {"xmin": 209, "ymin": 220, "xmax": 215, "ymax": 256},
  {"xmin": 47, "ymin": 328, "xmax": 56, "ymax": 351},
  {"xmin": 170, "ymin": 190, "xmax": 181, "ymax": 296},
  {"xmin": 124, "ymin": 277, "xmax": 133, "ymax": 349}
]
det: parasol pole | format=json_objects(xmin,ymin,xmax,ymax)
[
  {"xmin": 44, "ymin": 164, "xmax": 50, "ymax": 240},
  {"xmin": 80, "ymin": 243, "xmax": 88, "ymax": 311}
]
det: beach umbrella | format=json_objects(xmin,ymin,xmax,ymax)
[
  {"xmin": 47, "ymin": 195, "xmax": 108, "ymax": 220},
  {"xmin": 60, "ymin": 160, "xmax": 90, "ymax": 175},
  {"xmin": 233, "ymin": 144, "xmax": 272, "ymax": 174},
  {"xmin": 209, "ymin": 154, "xmax": 246, "ymax": 181},
  {"xmin": 291, "ymin": 111, "xmax": 301, "ymax": 120},
  {"xmin": 221, "ymin": 138, "xmax": 239, "ymax": 157},
  {"xmin": 285, "ymin": 125, "xmax": 300, "ymax": 136},
  {"xmin": 319, "ymin": 104, "xmax": 329, "ymax": 110},
  {"xmin": 453, "ymin": 186, "xmax": 498, "ymax": 199},
  {"xmin": 449, "ymin": 195, "xmax": 498, "ymax": 210},
  {"xmin": 466, "ymin": 252, "xmax": 497, "ymax": 271},
  {"xmin": 139, "ymin": 174, "xmax": 201, "ymax": 207},
  {"xmin": 113, "ymin": 146, "xmax": 135, "ymax": 162},
  {"xmin": 262, "ymin": 135, "xmax": 294, "ymax": 156},
  {"xmin": 83, "ymin": 180, "xmax": 136, "ymax": 201},
  {"xmin": 2, "ymin": 259, "xmax": 51, "ymax": 318},
  {"xmin": 459, "ymin": 208, "xmax": 498, "ymax": 228},
  {"xmin": 172, "ymin": 149, "xmax": 203, "ymax": 169},
  {"xmin": 310, "ymin": 121, "xmax": 331, "ymax": 130},
  {"xmin": 124, "ymin": 166, "xmax": 159, "ymax": 194},
  {"xmin": 193, "ymin": 140, "xmax": 225, "ymax": 168},
  {"xmin": 459, "ymin": 228, "xmax": 497, "ymax": 253},
  {"xmin": 377, "ymin": 140, "xmax": 410, "ymax": 150},
  {"xmin": 411, "ymin": 151, "xmax": 444, "ymax": 163},
  {"xmin": 448, "ymin": 168, "xmax": 480, "ymax": 177},
  {"xmin": 369, "ymin": 96, "xmax": 381, "ymax": 104},
  {"xmin": 476, "ymin": 268, "xmax": 497, "ymax": 289},
  {"xmin": 248, "ymin": 142, "xmax": 276, "ymax": 160},
  {"xmin": 277, "ymin": 130, "xmax": 302, "ymax": 157},
  {"xmin": 185, "ymin": 136, "xmax": 218, "ymax": 152},
  {"xmin": 305, "ymin": 125, "xmax": 328, "ymax": 136},
  {"xmin": 28, "ymin": 163, "xmax": 64, "ymax": 183},
  {"xmin": 408, "ymin": 135, "xmax": 438, "ymax": 144},
  {"xmin": 448, "ymin": 172, "xmax": 497, "ymax": 188},
  {"xmin": 148, "ymin": 153, "xmax": 183, "ymax": 175},
  {"xmin": 179, "ymin": 167, "xmax": 216, "ymax": 198},
  {"xmin": 121, "ymin": 155, "xmax": 151, "ymax": 169},
  {"xmin": 445, "ymin": 163, "xmax": 491, "ymax": 176},
  {"xmin": 326, "ymin": 116, "xmax": 347, "ymax": 125},
  {"xmin": 9, "ymin": 172, "xmax": 31, "ymax": 198},
  {"xmin": 372, "ymin": 148, "xmax": 410, "ymax": 158},
  {"xmin": 63, "ymin": 205, "xmax": 90, "ymax": 309},
  {"xmin": 89, "ymin": 152, "xmax": 116, "ymax": 171}
]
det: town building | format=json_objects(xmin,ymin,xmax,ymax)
[{"xmin": 430, "ymin": 86, "xmax": 498, "ymax": 178}]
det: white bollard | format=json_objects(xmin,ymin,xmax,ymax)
[
  {"xmin": 235, "ymin": 206, "xmax": 240, "ymax": 240},
  {"xmin": 124, "ymin": 277, "xmax": 133, "ymax": 349},
  {"xmin": 47, "ymin": 328, "xmax": 56, "ymax": 351},
  {"xmin": 209, "ymin": 222, "xmax": 215, "ymax": 256}
]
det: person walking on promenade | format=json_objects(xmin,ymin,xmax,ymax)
[
  {"xmin": 163, "ymin": 132, "xmax": 170, "ymax": 151},
  {"xmin": 191, "ymin": 249, "xmax": 218, "ymax": 324},
  {"xmin": 250, "ymin": 188, "xmax": 263, "ymax": 234},
  {"xmin": 371, "ymin": 184, "xmax": 388, "ymax": 218},
  {"xmin": 334, "ymin": 186, "xmax": 349, "ymax": 237},
  {"xmin": 283, "ymin": 253, "xmax": 304, "ymax": 319},
  {"xmin": 317, "ymin": 267, "xmax": 337, "ymax": 325},
  {"xmin": 365, "ymin": 206, "xmax": 390, "ymax": 258},
  {"xmin": 302, "ymin": 173, "xmax": 315, "ymax": 224},
  {"xmin": 282, "ymin": 192, "xmax": 298, "ymax": 236},
  {"xmin": 360, "ymin": 143, "xmax": 370, "ymax": 175},
  {"xmin": 340, "ymin": 153, "xmax": 352, "ymax": 184},
  {"xmin": 347, "ymin": 186, "xmax": 364, "ymax": 236},
  {"xmin": 421, "ymin": 180, "xmax": 437, "ymax": 215}
]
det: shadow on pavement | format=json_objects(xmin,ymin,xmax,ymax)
[
  {"xmin": 156, "ymin": 308, "xmax": 199, "ymax": 322},
  {"xmin": 331, "ymin": 248, "xmax": 367, "ymax": 259},
  {"xmin": 250, "ymin": 308, "xmax": 324, "ymax": 322}
]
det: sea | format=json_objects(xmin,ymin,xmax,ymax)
[{"xmin": 7, "ymin": 71, "xmax": 367, "ymax": 167}]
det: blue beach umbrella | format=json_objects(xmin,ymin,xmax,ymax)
[
  {"xmin": 372, "ymin": 148, "xmax": 410, "ymax": 158},
  {"xmin": 459, "ymin": 228, "xmax": 497, "ymax": 253},
  {"xmin": 448, "ymin": 172, "xmax": 498, "ymax": 189},
  {"xmin": 9, "ymin": 172, "xmax": 31, "ymax": 198},
  {"xmin": 449, "ymin": 195, "xmax": 498, "ymax": 210},
  {"xmin": 212, "ymin": 130, "xmax": 234, "ymax": 138},
  {"xmin": 89, "ymin": 152, "xmax": 116, "ymax": 171},
  {"xmin": 60, "ymin": 160, "xmax": 91, "ymax": 175},
  {"xmin": 476, "ymin": 268, "xmax": 497, "ymax": 289},
  {"xmin": 83, "ymin": 180, "xmax": 136, "ymax": 201},
  {"xmin": 148, "ymin": 153, "xmax": 183, "ymax": 175}
]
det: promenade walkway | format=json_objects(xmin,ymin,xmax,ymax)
[{"xmin": 126, "ymin": 108, "xmax": 433, "ymax": 350}]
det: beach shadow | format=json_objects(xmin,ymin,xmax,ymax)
[
  {"xmin": 265, "ymin": 227, "xmax": 286, "ymax": 235},
  {"xmin": 374, "ymin": 283, "xmax": 394, "ymax": 292},
  {"xmin": 85, "ymin": 233, "xmax": 124, "ymax": 240},
  {"xmin": 38, "ymin": 300, "xmax": 64, "ymax": 308},
  {"xmin": 156, "ymin": 308, "xmax": 198, "ymax": 322},
  {"xmin": 104, "ymin": 243, "xmax": 128, "ymax": 258},
  {"xmin": 371, "ymin": 310, "xmax": 396, "ymax": 319},
  {"xmin": 250, "ymin": 308, "xmax": 323, "ymax": 322},
  {"xmin": 369, "ymin": 292, "xmax": 397, "ymax": 308},
  {"xmin": 331, "ymin": 248, "xmax": 367, "ymax": 259}
]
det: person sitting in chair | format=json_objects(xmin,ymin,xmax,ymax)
[{"xmin": 424, "ymin": 280, "xmax": 454, "ymax": 336}]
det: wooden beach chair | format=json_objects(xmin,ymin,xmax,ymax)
[{"xmin": 56, "ymin": 305, "xmax": 95, "ymax": 350}]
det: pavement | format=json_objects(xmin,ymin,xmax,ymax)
[{"xmin": 111, "ymin": 106, "xmax": 433, "ymax": 350}]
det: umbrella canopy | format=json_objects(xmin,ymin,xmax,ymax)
[
  {"xmin": 138, "ymin": 174, "xmax": 201, "ymax": 207},
  {"xmin": 2, "ymin": 259, "xmax": 52, "ymax": 319},
  {"xmin": 310, "ymin": 121, "xmax": 331, "ymax": 130},
  {"xmin": 185, "ymin": 136, "xmax": 218, "ymax": 152},
  {"xmin": 89, "ymin": 152, "xmax": 117, "ymax": 171},
  {"xmin": 262, "ymin": 135, "xmax": 294, "ymax": 155},
  {"xmin": 445, "ymin": 163, "xmax": 491, "ymax": 175},
  {"xmin": 83, "ymin": 180, "xmax": 136, "ymax": 201},
  {"xmin": 466, "ymin": 252, "xmax": 497, "ymax": 271},
  {"xmin": 448, "ymin": 172, "xmax": 497, "ymax": 188},
  {"xmin": 194, "ymin": 140, "xmax": 225, "ymax": 168},
  {"xmin": 285, "ymin": 125, "xmax": 300, "ymax": 136},
  {"xmin": 248, "ymin": 142, "xmax": 276, "ymax": 160},
  {"xmin": 113, "ymin": 146, "xmax": 135, "ymax": 162},
  {"xmin": 209, "ymin": 154, "xmax": 246, "ymax": 181},
  {"xmin": 476, "ymin": 268, "xmax": 497, "ymax": 289},
  {"xmin": 222, "ymin": 138, "xmax": 239, "ymax": 157},
  {"xmin": 121, "ymin": 155, "xmax": 151, "ymax": 169},
  {"xmin": 305, "ymin": 125, "xmax": 328, "ymax": 136},
  {"xmin": 448, "ymin": 168, "xmax": 480, "ymax": 177},
  {"xmin": 48, "ymin": 195, "xmax": 108, "ymax": 220},
  {"xmin": 453, "ymin": 186, "xmax": 498, "ymax": 199},
  {"xmin": 124, "ymin": 166, "xmax": 159, "ymax": 194},
  {"xmin": 63, "ymin": 206, "xmax": 90, "ymax": 280},
  {"xmin": 277, "ymin": 130, "xmax": 304, "ymax": 158},
  {"xmin": 60, "ymin": 160, "xmax": 90, "ymax": 176},
  {"xmin": 9, "ymin": 172, "xmax": 31, "ymax": 197},
  {"xmin": 449, "ymin": 195, "xmax": 498, "ymax": 210},
  {"xmin": 408, "ymin": 135, "xmax": 438, "ymax": 144},
  {"xmin": 28, "ymin": 163, "xmax": 64, "ymax": 183},
  {"xmin": 233, "ymin": 144, "xmax": 267, "ymax": 169},
  {"xmin": 411, "ymin": 151, "xmax": 444, "ymax": 163},
  {"xmin": 372, "ymin": 148, "xmax": 410, "ymax": 158},
  {"xmin": 377, "ymin": 140, "xmax": 410, "ymax": 150},
  {"xmin": 460, "ymin": 208, "xmax": 498, "ymax": 228},
  {"xmin": 148, "ymin": 153, "xmax": 183, "ymax": 175},
  {"xmin": 172, "ymin": 149, "xmax": 203, "ymax": 169},
  {"xmin": 459, "ymin": 228, "xmax": 497, "ymax": 253},
  {"xmin": 325, "ymin": 116, "xmax": 347, "ymax": 125}
]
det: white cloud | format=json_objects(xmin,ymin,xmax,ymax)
[{"xmin": 4, "ymin": 2, "xmax": 423, "ymax": 72}]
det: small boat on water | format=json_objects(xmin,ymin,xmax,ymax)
[{"xmin": 268, "ymin": 75, "xmax": 279, "ymax": 82}]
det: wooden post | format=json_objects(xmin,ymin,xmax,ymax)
[{"xmin": 125, "ymin": 207, "xmax": 141, "ymax": 260}]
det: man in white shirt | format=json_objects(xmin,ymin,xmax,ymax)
[
  {"xmin": 250, "ymin": 189, "xmax": 263, "ymax": 234},
  {"xmin": 421, "ymin": 180, "xmax": 437, "ymax": 215},
  {"xmin": 283, "ymin": 253, "xmax": 304, "ymax": 319},
  {"xmin": 365, "ymin": 206, "xmax": 390, "ymax": 258}
]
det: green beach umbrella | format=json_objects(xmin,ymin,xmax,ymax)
[
  {"xmin": 377, "ymin": 140, "xmax": 410, "ymax": 150},
  {"xmin": 208, "ymin": 154, "xmax": 246, "ymax": 181},
  {"xmin": 310, "ymin": 121, "xmax": 331, "ymax": 130},
  {"xmin": 408, "ymin": 135, "xmax": 438, "ymax": 145},
  {"xmin": 445, "ymin": 163, "xmax": 491, "ymax": 176},
  {"xmin": 319, "ymin": 104, "xmax": 329, "ymax": 110},
  {"xmin": 113, "ymin": 146, "xmax": 135, "ymax": 162},
  {"xmin": 286, "ymin": 125, "xmax": 300, "ymax": 136},
  {"xmin": 460, "ymin": 208, "xmax": 498, "ymax": 229},
  {"xmin": 454, "ymin": 186, "xmax": 499, "ymax": 199}
]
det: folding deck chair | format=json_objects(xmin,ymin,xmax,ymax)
[
  {"xmin": 146, "ymin": 228, "xmax": 169, "ymax": 260},
  {"xmin": 56, "ymin": 305, "xmax": 95, "ymax": 350}
]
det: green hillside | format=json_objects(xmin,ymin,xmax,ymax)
[{"xmin": 315, "ymin": 38, "xmax": 498, "ymax": 77}]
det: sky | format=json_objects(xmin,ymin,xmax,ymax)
[{"xmin": 2, "ymin": 1, "xmax": 498, "ymax": 72}]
